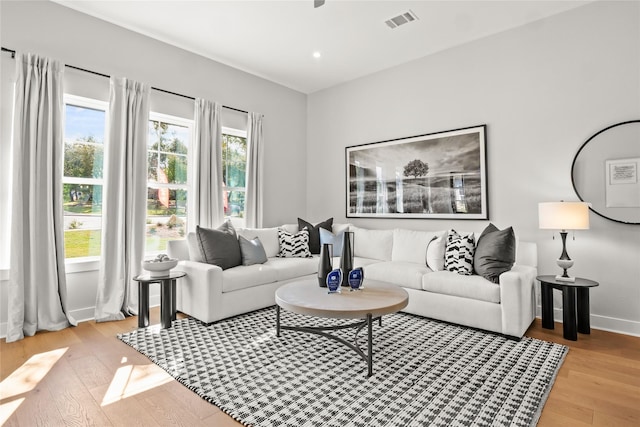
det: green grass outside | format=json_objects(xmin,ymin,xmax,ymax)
[
  {"xmin": 64, "ymin": 229, "xmax": 173, "ymax": 258},
  {"xmin": 64, "ymin": 229, "xmax": 102, "ymax": 258}
]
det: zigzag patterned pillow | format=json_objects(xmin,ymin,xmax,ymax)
[
  {"xmin": 444, "ymin": 229, "xmax": 475, "ymax": 275},
  {"xmin": 277, "ymin": 228, "xmax": 312, "ymax": 258}
]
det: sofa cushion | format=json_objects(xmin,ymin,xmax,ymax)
[
  {"xmin": 422, "ymin": 271, "xmax": 501, "ymax": 303},
  {"xmin": 221, "ymin": 264, "xmax": 278, "ymax": 293},
  {"xmin": 196, "ymin": 222, "xmax": 242, "ymax": 270},
  {"xmin": 332, "ymin": 223, "xmax": 351, "ymax": 234},
  {"xmin": 277, "ymin": 228, "xmax": 312, "ymax": 258},
  {"xmin": 364, "ymin": 261, "xmax": 432, "ymax": 290},
  {"xmin": 237, "ymin": 227, "xmax": 279, "ymax": 258},
  {"xmin": 298, "ymin": 217, "xmax": 333, "ymax": 254},
  {"xmin": 473, "ymin": 223, "xmax": 516, "ymax": 283},
  {"xmin": 266, "ymin": 257, "xmax": 319, "ymax": 282},
  {"xmin": 280, "ymin": 223, "xmax": 299, "ymax": 234},
  {"xmin": 426, "ymin": 232, "xmax": 446, "ymax": 271},
  {"xmin": 238, "ymin": 236, "xmax": 268, "ymax": 266},
  {"xmin": 391, "ymin": 229, "xmax": 438, "ymax": 264},
  {"xmin": 444, "ymin": 229, "xmax": 475, "ymax": 275},
  {"xmin": 350, "ymin": 226, "xmax": 393, "ymax": 261},
  {"xmin": 353, "ymin": 257, "xmax": 381, "ymax": 269}
]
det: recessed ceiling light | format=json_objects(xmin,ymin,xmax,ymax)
[{"xmin": 313, "ymin": 51, "xmax": 321, "ymax": 59}]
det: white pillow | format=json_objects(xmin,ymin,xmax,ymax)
[
  {"xmin": 237, "ymin": 227, "xmax": 279, "ymax": 258},
  {"xmin": 426, "ymin": 231, "xmax": 446, "ymax": 271},
  {"xmin": 391, "ymin": 228, "xmax": 439, "ymax": 264},
  {"xmin": 350, "ymin": 226, "xmax": 393, "ymax": 261}
]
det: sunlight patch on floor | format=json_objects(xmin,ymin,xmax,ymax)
[
  {"xmin": 0, "ymin": 398, "xmax": 24, "ymax": 425},
  {"xmin": 0, "ymin": 347, "xmax": 68, "ymax": 423},
  {"xmin": 101, "ymin": 363, "xmax": 173, "ymax": 406}
]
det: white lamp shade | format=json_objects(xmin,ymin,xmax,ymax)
[{"xmin": 538, "ymin": 201, "xmax": 590, "ymax": 230}]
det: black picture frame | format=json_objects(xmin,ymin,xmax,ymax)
[{"xmin": 345, "ymin": 125, "xmax": 488, "ymax": 219}]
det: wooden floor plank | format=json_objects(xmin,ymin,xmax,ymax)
[{"xmin": 1, "ymin": 312, "xmax": 638, "ymax": 426}]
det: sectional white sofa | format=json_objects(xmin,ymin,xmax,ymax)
[{"xmin": 167, "ymin": 224, "xmax": 537, "ymax": 338}]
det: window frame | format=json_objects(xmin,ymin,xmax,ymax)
[
  {"xmin": 62, "ymin": 94, "xmax": 108, "ymax": 263},
  {"xmin": 145, "ymin": 111, "xmax": 193, "ymax": 256},
  {"xmin": 221, "ymin": 126, "xmax": 248, "ymax": 227}
]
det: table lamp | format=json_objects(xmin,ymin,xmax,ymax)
[{"xmin": 538, "ymin": 201, "xmax": 590, "ymax": 282}]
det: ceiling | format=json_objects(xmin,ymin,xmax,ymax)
[{"xmin": 52, "ymin": 0, "xmax": 592, "ymax": 94}]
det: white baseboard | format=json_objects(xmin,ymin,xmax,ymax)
[
  {"xmin": 535, "ymin": 306, "xmax": 640, "ymax": 337},
  {"xmin": 1, "ymin": 295, "xmax": 161, "ymax": 339}
]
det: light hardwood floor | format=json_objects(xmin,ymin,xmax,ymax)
[{"xmin": 1, "ymin": 309, "xmax": 639, "ymax": 426}]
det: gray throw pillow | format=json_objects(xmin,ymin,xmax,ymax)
[
  {"xmin": 195, "ymin": 222, "xmax": 242, "ymax": 270},
  {"xmin": 473, "ymin": 223, "xmax": 516, "ymax": 283},
  {"xmin": 238, "ymin": 235, "xmax": 268, "ymax": 266}
]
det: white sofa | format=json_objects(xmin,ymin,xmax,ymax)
[{"xmin": 167, "ymin": 224, "xmax": 537, "ymax": 338}]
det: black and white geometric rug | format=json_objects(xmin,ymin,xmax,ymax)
[{"xmin": 117, "ymin": 307, "xmax": 567, "ymax": 427}]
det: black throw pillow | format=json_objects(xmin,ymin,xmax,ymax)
[
  {"xmin": 473, "ymin": 223, "xmax": 516, "ymax": 284},
  {"xmin": 196, "ymin": 222, "xmax": 242, "ymax": 270},
  {"xmin": 297, "ymin": 217, "xmax": 333, "ymax": 254}
]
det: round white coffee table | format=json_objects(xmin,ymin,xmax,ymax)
[{"xmin": 275, "ymin": 278, "xmax": 408, "ymax": 376}]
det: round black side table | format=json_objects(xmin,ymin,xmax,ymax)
[
  {"xmin": 134, "ymin": 271, "xmax": 186, "ymax": 329},
  {"xmin": 537, "ymin": 275, "xmax": 599, "ymax": 341}
]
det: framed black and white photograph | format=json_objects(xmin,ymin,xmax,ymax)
[{"xmin": 346, "ymin": 125, "xmax": 488, "ymax": 219}]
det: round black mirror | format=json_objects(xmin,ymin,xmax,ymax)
[{"xmin": 571, "ymin": 120, "xmax": 640, "ymax": 225}]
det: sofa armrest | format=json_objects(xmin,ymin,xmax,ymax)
[
  {"xmin": 175, "ymin": 260, "xmax": 224, "ymax": 324},
  {"xmin": 499, "ymin": 264, "xmax": 537, "ymax": 337}
]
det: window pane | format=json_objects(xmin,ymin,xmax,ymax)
[
  {"xmin": 222, "ymin": 134, "xmax": 247, "ymax": 188},
  {"xmin": 146, "ymin": 189, "xmax": 187, "ymax": 253},
  {"xmin": 146, "ymin": 116, "xmax": 191, "ymax": 254},
  {"xmin": 148, "ymin": 121, "xmax": 189, "ymax": 153},
  {"xmin": 224, "ymin": 190, "xmax": 245, "ymax": 218},
  {"xmin": 64, "ymin": 142, "xmax": 103, "ymax": 179},
  {"xmin": 147, "ymin": 152, "xmax": 158, "ymax": 182},
  {"xmin": 65, "ymin": 104, "xmax": 105, "ymax": 144},
  {"xmin": 63, "ymin": 184, "xmax": 103, "ymax": 258}
]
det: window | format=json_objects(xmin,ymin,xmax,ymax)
[
  {"xmin": 222, "ymin": 127, "xmax": 247, "ymax": 227},
  {"xmin": 62, "ymin": 95, "xmax": 107, "ymax": 259},
  {"xmin": 146, "ymin": 113, "xmax": 192, "ymax": 254}
]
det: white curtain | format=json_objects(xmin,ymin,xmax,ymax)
[
  {"xmin": 7, "ymin": 53, "xmax": 75, "ymax": 342},
  {"xmin": 95, "ymin": 77, "xmax": 149, "ymax": 322},
  {"xmin": 245, "ymin": 112, "xmax": 264, "ymax": 228},
  {"xmin": 190, "ymin": 98, "xmax": 224, "ymax": 230}
]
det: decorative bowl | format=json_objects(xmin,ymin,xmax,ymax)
[{"xmin": 143, "ymin": 258, "xmax": 178, "ymax": 277}]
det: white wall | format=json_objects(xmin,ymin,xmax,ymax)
[
  {"xmin": 0, "ymin": 1, "xmax": 307, "ymax": 334},
  {"xmin": 307, "ymin": 1, "xmax": 640, "ymax": 335}
]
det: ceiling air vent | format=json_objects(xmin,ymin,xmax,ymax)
[{"xmin": 385, "ymin": 10, "xmax": 419, "ymax": 29}]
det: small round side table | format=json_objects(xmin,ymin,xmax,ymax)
[
  {"xmin": 134, "ymin": 270, "xmax": 186, "ymax": 329},
  {"xmin": 537, "ymin": 275, "xmax": 599, "ymax": 341}
]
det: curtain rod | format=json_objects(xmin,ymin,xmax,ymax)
[{"xmin": 1, "ymin": 47, "xmax": 249, "ymax": 115}]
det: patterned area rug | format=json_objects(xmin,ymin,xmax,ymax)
[{"xmin": 117, "ymin": 307, "xmax": 567, "ymax": 427}]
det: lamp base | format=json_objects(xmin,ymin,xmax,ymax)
[{"xmin": 555, "ymin": 275, "xmax": 576, "ymax": 282}]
